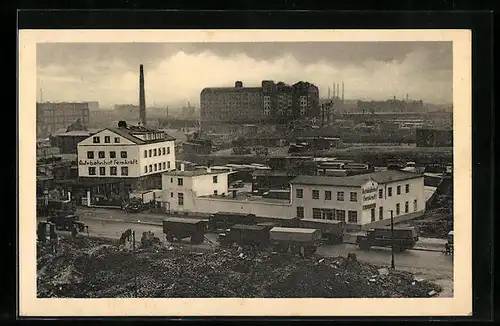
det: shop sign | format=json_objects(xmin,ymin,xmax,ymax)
[
  {"xmin": 363, "ymin": 193, "xmax": 377, "ymax": 201},
  {"xmin": 362, "ymin": 186, "xmax": 378, "ymax": 194},
  {"xmin": 78, "ymin": 159, "xmax": 139, "ymax": 166},
  {"xmin": 363, "ymin": 203, "xmax": 376, "ymax": 210}
]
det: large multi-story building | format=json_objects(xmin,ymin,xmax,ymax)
[
  {"xmin": 200, "ymin": 80, "xmax": 319, "ymax": 124},
  {"xmin": 77, "ymin": 121, "xmax": 176, "ymax": 198},
  {"xmin": 36, "ymin": 102, "xmax": 92, "ymax": 138}
]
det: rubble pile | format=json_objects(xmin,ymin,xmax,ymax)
[{"xmin": 37, "ymin": 238, "xmax": 442, "ymax": 298}]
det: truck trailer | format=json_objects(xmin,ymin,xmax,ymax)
[
  {"xmin": 356, "ymin": 226, "xmax": 419, "ymax": 252},
  {"xmin": 163, "ymin": 217, "xmax": 207, "ymax": 244},
  {"xmin": 269, "ymin": 227, "xmax": 322, "ymax": 257}
]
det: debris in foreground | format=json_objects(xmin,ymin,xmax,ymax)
[{"xmin": 37, "ymin": 237, "xmax": 442, "ymax": 298}]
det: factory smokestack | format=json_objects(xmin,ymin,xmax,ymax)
[
  {"xmin": 333, "ymin": 83, "xmax": 336, "ymax": 98},
  {"xmin": 328, "ymin": 87, "xmax": 331, "ymax": 99},
  {"xmin": 336, "ymin": 83, "xmax": 340, "ymax": 100},
  {"xmin": 139, "ymin": 64, "xmax": 146, "ymax": 126},
  {"xmin": 342, "ymin": 82, "xmax": 345, "ymax": 105}
]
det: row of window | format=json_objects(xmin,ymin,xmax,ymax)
[
  {"xmin": 93, "ymin": 136, "xmax": 120, "ymax": 144},
  {"xmin": 144, "ymin": 162, "xmax": 170, "ymax": 173},
  {"xmin": 144, "ymin": 147, "xmax": 170, "ymax": 158},
  {"xmin": 297, "ymin": 199, "xmax": 419, "ymax": 223},
  {"xmin": 88, "ymin": 166, "xmax": 128, "ymax": 176},
  {"xmin": 297, "ymin": 188, "xmax": 358, "ymax": 202},
  {"xmin": 87, "ymin": 150, "xmax": 127, "ymax": 159},
  {"xmin": 296, "ymin": 184, "xmax": 412, "ymax": 201}
]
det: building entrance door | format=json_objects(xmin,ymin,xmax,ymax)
[{"xmin": 371, "ymin": 208, "xmax": 376, "ymax": 222}]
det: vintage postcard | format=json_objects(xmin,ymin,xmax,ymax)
[{"xmin": 18, "ymin": 29, "xmax": 471, "ymax": 317}]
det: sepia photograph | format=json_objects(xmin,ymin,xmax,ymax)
[{"xmin": 19, "ymin": 29, "xmax": 472, "ymax": 317}]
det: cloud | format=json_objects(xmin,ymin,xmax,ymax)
[{"xmin": 37, "ymin": 47, "xmax": 452, "ymax": 108}]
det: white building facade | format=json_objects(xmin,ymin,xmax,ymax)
[
  {"xmin": 76, "ymin": 123, "xmax": 176, "ymax": 194},
  {"xmin": 290, "ymin": 171, "xmax": 425, "ymax": 230}
]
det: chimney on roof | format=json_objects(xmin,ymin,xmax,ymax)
[
  {"xmin": 118, "ymin": 121, "xmax": 127, "ymax": 128},
  {"xmin": 180, "ymin": 163, "xmax": 185, "ymax": 172},
  {"xmin": 232, "ymin": 190, "xmax": 237, "ymax": 199},
  {"xmin": 235, "ymin": 81, "xmax": 243, "ymax": 88},
  {"xmin": 139, "ymin": 64, "xmax": 147, "ymax": 126}
]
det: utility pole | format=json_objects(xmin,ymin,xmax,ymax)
[{"xmin": 390, "ymin": 210, "xmax": 395, "ymax": 269}]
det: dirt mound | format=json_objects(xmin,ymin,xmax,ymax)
[{"xmin": 37, "ymin": 238, "xmax": 442, "ymax": 298}]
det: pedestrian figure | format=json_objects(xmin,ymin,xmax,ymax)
[
  {"xmin": 85, "ymin": 225, "xmax": 89, "ymax": 237},
  {"xmin": 300, "ymin": 246, "xmax": 305, "ymax": 259}
]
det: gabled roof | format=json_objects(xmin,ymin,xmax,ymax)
[{"xmin": 290, "ymin": 170, "xmax": 423, "ymax": 187}]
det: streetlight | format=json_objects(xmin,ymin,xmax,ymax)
[{"xmin": 390, "ymin": 209, "xmax": 395, "ymax": 269}]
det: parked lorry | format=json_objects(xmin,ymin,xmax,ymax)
[
  {"xmin": 269, "ymin": 227, "xmax": 322, "ymax": 257},
  {"xmin": 356, "ymin": 226, "xmax": 419, "ymax": 252},
  {"xmin": 39, "ymin": 199, "xmax": 76, "ymax": 217},
  {"xmin": 290, "ymin": 219, "xmax": 346, "ymax": 244},
  {"xmin": 218, "ymin": 224, "xmax": 270, "ymax": 248},
  {"xmin": 163, "ymin": 217, "xmax": 207, "ymax": 244},
  {"xmin": 47, "ymin": 214, "xmax": 86, "ymax": 232},
  {"xmin": 124, "ymin": 198, "xmax": 144, "ymax": 213},
  {"xmin": 208, "ymin": 212, "xmax": 257, "ymax": 231}
]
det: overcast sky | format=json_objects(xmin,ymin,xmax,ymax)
[{"xmin": 37, "ymin": 42, "xmax": 453, "ymax": 109}]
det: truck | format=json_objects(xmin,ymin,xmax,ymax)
[
  {"xmin": 163, "ymin": 217, "xmax": 207, "ymax": 244},
  {"xmin": 268, "ymin": 227, "xmax": 322, "ymax": 257},
  {"xmin": 41, "ymin": 199, "xmax": 76, "ymax": 217},
  {"xmin": 208, "ymin": 212, "xmax": 257, "ymax": 231},
  {"xmin": 218, "ymin": 224, "xmax": 270, "ymax": 249},
  {"xmin": 291, "ymin": 219, "xmax": 346, "ymax": 244},
  {"xmin": 124, "ymin": 198, "xmax": 144, "ymax": 213},
  {"xmin": 46, "ymin": 214, "xmax": 86, "ymax": 232},
  {"xmin": 356, "ymin": 226, "xmax": 419, "ymax": 252}
]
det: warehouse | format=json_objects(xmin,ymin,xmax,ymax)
[{"xmin": 290, "ymin": 170, "xmax": 425, "ymax": 231}]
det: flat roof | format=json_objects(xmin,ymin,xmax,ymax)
[
  {"xmin": 200, "ymin": 194, "xmax": 290, "ymax": 204},
  {"xmin": 105, "ymin": 127, "xmax": 175, "ymax": 145},
  {"xmin": 290, "ymin": 170, "xmax": 423, "ymax": 187},
  {"xmin": 270, "ymin": 227, "xmax": 317, "ymax": 234},
  {"xmin": 163, "ymin": 217, "xmax": 205, "ymax": 224},
  {"xmin": 162, "ymin": 170, "xmax": 231, "ymax": 177}
]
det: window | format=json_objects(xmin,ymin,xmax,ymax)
[
  {"xmin": 148, "ymin": 165, "xmax": 152, "ymax": 172},
  {"xmin": 388, "ymin": 187, "xmax": 393, "ymax": 197},
  {"xmin": 144, "ymin": 166, "xmax": 148, "ymax": 173},
  {"xmin": 154, "ymin": 164, "xmax": 157, "ymax": 171},
  {"xmin": 379, "ymin": 189, "xmax": 383, "ymax": 199},
  {"xmin": 405, "ymin": 184, "xmax": 410, "ymax": 193},
  {"xmin": 158, "ymin": 148, "xmax": 162, "ymax": 156},
  {"xmin": 213, "ymin": 176, "xmax": 218, "ymax": 183},
  {"xmin": 121, "ymin": 167, "xmax": 128, "ymax": 176},
  {"xmin": 379, "ymin": 206, "xmax": 384, "ymax": 220},
  {"xmin": 296, "ymin": 206, "xmax": 304, "ymax": 219},
  {"xmin": 213, "ymin": 190, "xmax": 218, "ymax": 195},
  {"xmin": 144, "ymin": 150, "xmax": 147, "ymax": 158},
  {"xmin": 336, "ymin": 210, "xmax": 346, "ymax": 222},
  {"xmin": 396, "ymin": 203, "xmax": 400, "ymax": 215},
  {"xmin": 88, "ymin": 167, "xmax": 96, "ymax": 175},
  {"xmin": 154, "ymin": 149, "xmax": 157, "ymax": 156},
  {"xmin": 114, "ymin": 137, "xmax": 120, "ymax": 143},
  {"xmin": 162, "ymin": 147, "xmax": 166, "ymax": 155},
  {"xmin": 296, "ymin": 188, "xmax": 303, "ymax": 198},
  {"xmin": 170, "ymin": 178, "xmax": 173, "ymax": 183},
  {"xmin": 110, "ymin": 151, "xmax": 116, "ymax": 158},
  {"xmin": 397, "ymin": 185, "xmax": 401, "ymax": 195},
  {"xmin": 120, "ymin": 151, "xmax": 127, "ymax": 158},
  {"xmin": 163, "ymin": 162, "xmax": 166, "ymax": 169},
  {"xmin": 348, "ymin": 211, "xmax": 358, "ymax": 223},
  {"xmin": 149, "ymin": 149, "xmax": 152, "ymax": 157},
  {"xmin": 414, "ymin": 199, "xmax": 418, "ymax": 211},
  {"xmin": 170, "ymin": 192, "xmax": 173, "ymax": 198},
  {"xmin": 178, "ymin": 178, "xmax": 184, "ymax": 186},
  {"xmin": 110, "ymin": 167, "xmax": 117, "ymax": 176},
  {"xmin": 312, "ymin": 208, "xmax": 322, "ymax": 219},
  {"xmin": 87, "ymin": 151, "xmax": 94, "ymax": 159},
  {"xmin": 325, "ymin": 191, "xmax": 332, "ymax": 200},
  {"xmin": 337, "ymin": 191, "xmax": 344, "ymax": 201},
  {"xmin": 325, "ymin": 209, "xmax": 335, "ymax": 220},
  {"xmin": 167, "ymin": 161, "xmax": 170, "ymax": 169},
  {"xmin": 93, "ymin": 136, "xmax": 100, "ymax": 143},
  {"xmin": 312, "ymin": 189, "xmax": 319, "ymax": 199},
  {"xmin": 350, "ymin": 192, "xmax": 358, "ymax": 202},
  {"xmin": 104, "ymin": 136, "xmax": 110, "ymax": 143},
  {"xmin": 405, "ymin": 201, "xmax": 409, "ymax": 213},
  {"xmin": 98, "ymin": 151, "xmax": 105, "ymax": 158},
  {"xmin": 167, "ymin": 147, "xmax": 170, "ymax": 154},
  {"xmin": 99, "ymin": 167, "xmax": 106, "ymax": 175},
  {"xmin": 178, "ymin": 193, "xmax": 184, "ymax": 206}
]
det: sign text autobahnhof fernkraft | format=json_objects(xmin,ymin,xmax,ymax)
[{"xmin": 78, "ymin": 159, "xmax": 139, "ymax": 166}]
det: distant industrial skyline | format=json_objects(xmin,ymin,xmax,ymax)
[{"xmin": 37, "ymin": 42, "xmax": 453, "ymax": 108}]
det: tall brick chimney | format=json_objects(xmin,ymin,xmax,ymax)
[{"xmin": 139, "ymin": 64, "xmax": 146, "ymax": 126}]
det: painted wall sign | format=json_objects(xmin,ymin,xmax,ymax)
[
  {"xmin": 363, "ymin": 203, "xmax": 376, "ymax": 210},
  {"xmin": 363, "ymin": 193, "xmax": 377, "ymax": 201},
  {"xmin": 78, "ymin": 159, "xmax": 139, "ymax": 166},
  {"xmin": 362, "ymin": 186, "xmax": 378, "ymax": 194}
]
